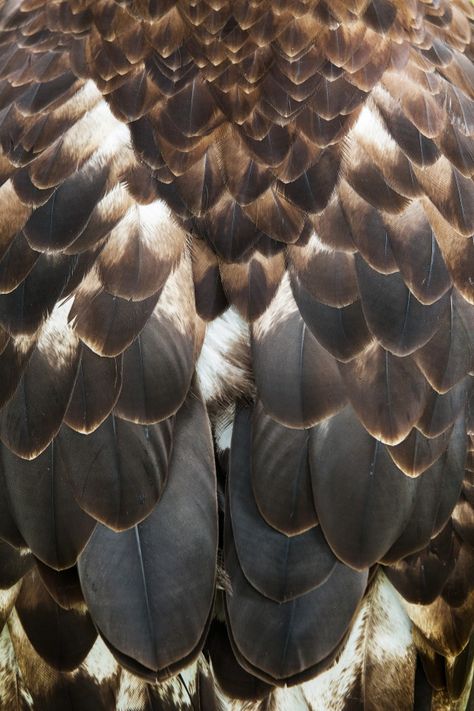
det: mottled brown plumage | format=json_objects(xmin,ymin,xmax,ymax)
[{"xmin": 0, "ymin": 0, "xmax": 472, "ymax": 708}]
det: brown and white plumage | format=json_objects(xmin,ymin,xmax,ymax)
[{"xmin": 0, "ymin": 0, "xmax": 472, "ymax": 708}]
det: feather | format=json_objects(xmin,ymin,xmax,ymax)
[
  {"xmin": 291, "ymin": 275, "xmax": 371, "ymax": 362},
  {"xmin": 0, "ymin": 252, "xmax": 78, "ymax": 336},
  {"xmin": 339, "ymin": 343, "xmax": 429, "ymax": 446},
  {"xmin": 98, "ymin": 200, "xmax": 185, "ymax": 301},
  {"xmin": 0, "ymin": 540, "xmax": 32, "ymax": 590},
  {"xmin": 35, "ymin": 561, "xmax": 85, "ymax": 611},
  {"xmin": 23, "ymin": 162, "xmax": 109, "ymax": 252},
  {"xmin": 78, "ymin": 393, "xmax": 217, "ymax": 678},
  {"xmin": 0, "ymin": 456, "xmax": 26, "ymax": 550},
  {"xmin": 70, "ymin": 268, "xmax": 162, "ymax": 358},
  {"xmin": 198, "ymin": 194, "xmax": 263, "ymax": 261},
  {"xmin": 346, "ymin": 159, "xmax": 409, "ymax": 215},
  {"xmin": 56, "ymin": 413, "xmax": 173, "ymax": 531},
  {"xmin": 239, "ymin": 123, "xmax": 291, "ymax": 167},
  {"xmin": 221, "ymin": 127, "xmax": 273, "ymax": 206},
  {"xmin": 219, "ymin": 250, "xmax": 285, "ymax": 322},
  {"xmin": 288, "ymin": 238, "xmax": 358, "ymax": 308},
  {"xmin": 15, "ymin": 567, "xmax": 97, "ymax": 671},
  {"xmin": 376, "ymin": 93, "xmax": 440, "ymax": 168},
  {"xmin": 0, "ymin": 0, "xmax": 474, "ymax": 705},
  {"xmin": 252, "ymin": 278, "xmax": 346, "ymax": 428},
  {"xmin": 311, "ymin": 75, "xmax": 366, "ymax": 121},
  {"xmin": 356, "ymin": 257, "xmax": 449, "ymax": 357},
  {"xmin": 115, "ymin": 309, "xmax": 195, "ymax": 425},
  {"xmin": 453, "ymin": 496, "xmax": 474, "ymax": 549},
  {"xmin": 65, "ymin": 346, "xmax": 122, "ymax": 434},
  {"xmin": 107, "ymin": 69, "xmax": 156, "ymax": 122},
  {"xmin": 300, "ymin": 572, "xmax": 416, "ymax": 711},
  {"xmin": 174, "ymin": 148, "xmax": 224, "ymax": 215},
  {"xmin": 383, "ymin": 203, "xmax": 452, "ymax": 306},
  {"xmin": 11, "ymin": 167, "xmax": 57, "ymax": 208},
  {"xmin": 414, "ymin": 290, "xmax": 474, "ymax": 394},
  {"xmin": 251, "ymin": 400, "xmax": 318, "ymax": 536},
  {"xmin": 418, "ymin": 377, "xmax": 470, "ymax": 438},
  {"xmin": 280, "ymin": 146, "xmax": 341, "ymax": 213},
  {"xmin": 0, "ymin": 230, "xmax": 39, "ymax": 294},
  {"xmin": 243, "ymin": 188, "xmax": 306, "ymax": 244},
  {"xmin": 166, "ymin": 77, "xmax": 223, "ymax": 137},
  {"xmin": 229, "ymin": 405, "xmax": 335, "ymax": 603},
  {"xmin": 415, "ymin": 158, "xmax": 474, "ymax": 237},
  {"xmin": 225, "ymin": 535, "xmax": 367, "ymax": 685},
  {"xmin": 192, "ymin": 238, "xmax": 228, "ymax": 321},
  {"xmin": 339, "ymin": 182, "xmax": 398, "ymax": 273},
  {"xmin": 0, "ymin": 304, "xmax": 80, "ymax": 458},
  {"xmin": 206, "ymin": 620, "xmax": 274, "ymax": 703},
  {"xmin": 385, "ymin": 523, "xmax": 460, "ymax": 605},
  {"xmin": 15, "ymin": 70, "xmax": 79, "ymax": 113},
  {"xmin": 439, "ymin": 120, "xmax": 474, "ymax": 179},
  {"xmin": 382, "ymin": 75, "xmax": 444, "ymax": 140},
  {"xmin": 383, "ymin": 414, "xmax": 467, "ymax": 562},
  {"xmin": 297, "ymin": 110, "xmax": 353, "ymax": 149},
  {"xmin": 387, "ymin": 426, "xmax": 453, "ymax": 477},
  {"xmin": 0, "ymin": 439, "xmax": 96, "ymax": 569},
  {"xmin": 98, "ymin": 203, "xmax": 184, "ymax": 301},
  {"xmin": 310, "ymin": 406, "xmax": 419, "ymax": 569}
]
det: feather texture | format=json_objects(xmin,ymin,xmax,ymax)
[{"xmin": 0, "ymin": 0, "xmax": 473, "ymax": 708}]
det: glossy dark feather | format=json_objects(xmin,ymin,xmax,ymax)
[
  {"xmin": 251, "ymin": 400, "xmax": 318, "ymax": 536},
  {"xmin": 56, "ymin": 414, "xmax": 173, "ymax": 530},
  {"xmin": 0, "ymin": 0, "xmax": 473, "ymax": 707},
  {"xmin": 229, "ymin": 405, "xmax": 335, "ymax": 602},
  {"xmin": 78, "ymin": 393, "xmax": 217, "ymax": 677},
  {"xmin": 252, "ymin": 293, "xmax": 346, "ymax": 428},
  {"xmin": 310, "ymin": 406, "xmax": 419, "ymax": 569},
  {"xmin": 15, "ymin": 567, "xmax": 97, "ymax": 671},
  {"xmin": 0, "ymin": 440, "xmax": 96, "ymax": 569},
  {"xmin": 225, "ymin": 537, "xmax": 367, "ymax": 685}
]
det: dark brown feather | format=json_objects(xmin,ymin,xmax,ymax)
[
  {"xmin": 414, "ymin": 290, "xmax": 474, "ymax": 393},
  {"xmin": 70, "ymin": 275, "xmax": 162, "ymax": 358},
  {"xmin": 251, "ymin": 400, "xmax": 318, "ymax": 536},
  {"xmin": 292, "ymin": 274, "xmax": 371, "ymax": 362},
  {"xmin": 252, "ymin": 297, "xmax": 346, "ymax": 428},
  {"xmin": 56, "ymin": 414, "xmax": 173, "ymax": 531},
  {"xmin": 385, "ymin": 523, "xmax": 460, "ymax": 605},
  {"xmin": 229, "ymin": 405, "xmax": 335, "ymax": 602},
  {"xmin": 0, "ymin": 440, "xmax": 96, "ymax": 569},
  {"xmin": 339, "ymin": 343, "xmax": 429, "ymax": 445},
  {"xmin": 310, "ymin": 406, "xmax": 419, "ymax": 569},
  {"xmin": 15, "ymin": 567, "xmax": 97, "ymax": 671},
  {"xmin": 115, "ymin": 310, "xmax": 195, "ymax": 424},
  {"xmin": 356, "ymin": 257, "xmax": 449, "ymax": 357},
  {"xmin": 65, "ymin": 347, "xmax": 122, "ymax": 434},
  {"xmin": 78, "ymin": 393, "xmax": 217, "ymax": 677},
  {"xmin": 225, "ymin": 536, "xmax": 367, "ymax": 685}
]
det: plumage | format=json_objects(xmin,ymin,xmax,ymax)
[
  {"xmin": 56, "ymin": 414, "xmax": 173, "ymax": 530},
  {"xmin": 310, "ymin": 406, "xmax": 419, "ymax": 569},
  {"xmin": 229, "ymin": 404, "xmax": 336, "ymax": 602},
  {"xmin": 15, "ymin": 567, "xmax": 97, "ymax": 671},
  {"xmin": 0, "ymin": 0, "xmax": 472, "ymax": 708},
  {"xmin": 0, "ymin": 440, "xmax": 96, "ymax": 569},
  {"xmin": 252, "ymin": 278, "xmax": 347, "ymax": 428},
  {"xmin": 339, "ymin": 343, "xmax": 429, "ymax": 445},
  {"xmin": 78, "ymin": 393, "xmax": 217, "ymax": 679},
  {"xmin": 251, "ymin": 400, "xmax": 318, "ymax": 536},
  {"xmin": 225, "ymin": 534, "xmax": 368, "ymax": 685}
]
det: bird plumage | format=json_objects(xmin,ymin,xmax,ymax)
[{"xmin": 0, "ymin": 0, "xmax": 472, "ymax": 708}]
